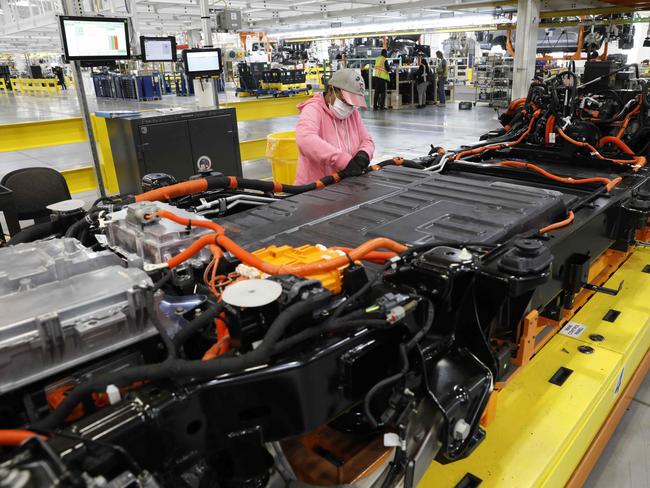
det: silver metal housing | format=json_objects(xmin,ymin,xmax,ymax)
[
  {"xmin": 0, "ymin": 238, "xmax": 155, "ymax": 393},
  {"xmin": 105, "ymin": 201, "xmax": 212, "ymax": 266}
]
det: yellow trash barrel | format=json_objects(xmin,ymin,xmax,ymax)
[{"xmin": 266, "ymin": 131, "xmax": 299, "ymax": 184}]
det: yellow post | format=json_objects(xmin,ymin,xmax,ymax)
[
  {"xmin": 90, "ymin": 115, "xmax": 121, "ymax": 194},
  {"xmin": 49, "ymin": 80, "xmax": 61, "ymax": 95}
]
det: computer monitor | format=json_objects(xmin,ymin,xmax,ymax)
[
  {"xmin": 59, "ymin": 16, "xmax": 130, "ymax": 61},
  {"xmin": 183, "ymin": 48, "xmax": 223, "ymax": 77},
  {"xmin": 140, "ymin": 36, "xmax": 177, "ymax": 62}
]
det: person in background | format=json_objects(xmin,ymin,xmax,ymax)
[
  {"xmin": 335, "ymin": 52, "xmax": 343, "ymax": 71},
  {"xmin": 294, "ymin": 68, "xmax": 374, "ymax": 184},
  {"xmin": 53, "ymin": 66, "xmax": 66, "ymax": 90},
  {"xmin": 373, "ymin": 49, "xmax": 391, "ymax": 110},
  {"xmin": 415, "ymin": 56, "xmax": 431, "ymax": 109},
  {"xmin": 435, "ymin": 50, "xmax": 447, "ymax": 106}
]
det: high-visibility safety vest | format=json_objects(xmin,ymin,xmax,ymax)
[
  {"xmin": 374, "ymin": 56, "xmax": 390, "ymax": 81},
  {"xmin": 437, "ymin": 58, "xmax": 448, "ymax": 79}
]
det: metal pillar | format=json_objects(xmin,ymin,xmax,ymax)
[
  {"xmin": 127, "ymin": 0, "xmax": 140, "ymax": 56},
  {"xmin": 198, "ymin": 0, "xmax": 219, "ymax": 107},
  {"xmin": 200, "ymin": 0, "xmax": 212, "ymax": 48},
  {"xmin": 62, "ymin": 0, "xmax": 106, "ymax": 196},
  {"xmin": 511, "ymin": 0, "xmax": 541, "ymax": 100}
]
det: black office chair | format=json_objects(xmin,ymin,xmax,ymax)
[{"xmin": 0, "ymin": 167, "xmax": 71, "ymax": 237}]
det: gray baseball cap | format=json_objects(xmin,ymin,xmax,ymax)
[{"xmin": 329, "ymin": 68, "xmax": 367, "ymax": 108}]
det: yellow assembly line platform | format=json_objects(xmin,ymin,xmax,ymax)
[{"xmin": 421, "ymin": 247, "xmax": 650, "ymax": 488}]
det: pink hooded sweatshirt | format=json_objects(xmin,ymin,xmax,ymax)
[{"xmin": 294, "ymin": 94, "xmax": 375, "ymax": 184}]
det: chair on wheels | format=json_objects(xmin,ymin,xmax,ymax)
[{"xmin": 0, "ymin": 167, "xmax": 71, "ymax": 238}]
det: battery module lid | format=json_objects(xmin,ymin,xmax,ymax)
[
  {"xmin": 222, "ymin": 279, "xmax": 283, "ymax": 308},
  {"xmin": 47, "ymin": 199, "xmax": 85, "ymax": 214}
]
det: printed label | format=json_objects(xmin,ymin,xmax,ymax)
[
  {"xmin": 197, "ymin": 155, "xmax": 212, "ymax": 171},
  {"xmin": 560, "ymin": 321, "xmax": 587, "ymax": 338}
]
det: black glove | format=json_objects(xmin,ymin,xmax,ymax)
[{"xmin": 340, "ymin": 151, "xmax": 370, "ymax": 178}]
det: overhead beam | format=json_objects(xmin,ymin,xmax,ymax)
[
  {"xmin": 539, "ymin": 5, "xmax": 638, "ymax": 18},
  {"xmin": 240, "ymin": 0, "xmax": 326, "ymax": 9},
  {"xmin": 0, "ymin": 9, "xmax": 54, "ymax": 35},
  {"xmin": 445, "ymin": 0, "xmax": 515, "ymax": 10},
  {"xmin": 284, "ymin": 23, "xmax": 501, "ymax": 41},
  {"xmin": 251, "ymin": 0, "xmax": 448, "ymax": 26}
]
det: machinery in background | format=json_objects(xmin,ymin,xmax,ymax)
[
  {"xmin": 473, "ymin": 54, "xmax": 513, "ymax": 107},
  {"xmin": 236, "ymin": 62, "xmax": 311, "ymax": 97},
  {"xmin": 0, "ymin": 65, "xmax": 11, "ymax": 91},
  {"xmin": 475, "ymin": 63, "xmax": 649, "ymax": 161},
  {"xmin": 443, "ymin": 33, "xmax": 477, "ymax": 87},
  {"xmin": 388, "ymin": 36, "xmax": 430, "ymax": 64},
  {"xmin": 347, "ymin": 38, "xmax": 384, "ymax": 60},
  {"xmin": 104, "ymin": 108, "xmax": 242, "ymax": 194},
  {"xmin": 92, "ymin": 72, "xmax": 163, "ymax": 101},
  {"xmin": 29, "ymin": 65, "xmax": 43, "ymax": 79},
  {"xmin": 347, "ymin": 36, "xmax": 430, "ymax": 65},
  {"xmin": 214, "ymin": 8, "xmax": 242, "ymax": 32},
  {"xmin": 442, "ymin": 33, "xmax": 476, "ymax": 60},
  {"xmin": 582, "ymin": 55, "xmax": 637, "ymax": 90},
  {"xmin": 487, "ymin": 13, "xmax": 636, "ymax": 55},
  {"xmin": 245, "ymin": 40, "xmax": 277, "ymax": 63},
  {"xmin": 272, "ymin": 41, "xmax": 314, "ymax": 65},
  {"xmin": 1, "ymin": 71, "xmax": 650, "ymax": 487}
]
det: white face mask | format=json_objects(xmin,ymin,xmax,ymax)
[{"xmin": 330, "ymin": 96, "xmax": 354, "ymax": 120}]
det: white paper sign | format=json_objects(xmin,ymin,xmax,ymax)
[{"xmin": 560, "ymin": 321, "xmax": 587, "ymax": 338}]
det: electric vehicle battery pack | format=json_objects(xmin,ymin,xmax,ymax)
[{"xmin": 221, "ymin": 166, "xmax": 570, "ymax": 250}]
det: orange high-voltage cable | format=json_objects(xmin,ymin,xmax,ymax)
[
  {"xmin": 498, "ymin": 161, "xmax": 622, "ymax": 192},
  {"xmin": 153, "ymin": 211, "xmax": 408, "ymax": 273},
  {"xmin": 557, "ymin": 128, "xmax": 646, "ymax": 168},
  {"xmin": 454, "ymin": 109, "xmax": 542, "ymax": 161},
  {"xmin": 539, "ymin": 211, "xmax": 575, "ymax": 234},
  {"xmin": 0, "ymin": 429, "xmax": 46, "ymax": 446}
]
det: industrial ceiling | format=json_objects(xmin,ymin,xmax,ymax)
[{"xmin": 0, "ymin": 0, "xmax": 642, "ymax": 53}]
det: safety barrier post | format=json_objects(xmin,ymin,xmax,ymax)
[
  {"xmin": 8, "ymin": 79, "xmax": 63, "ymax": 96},
  {"xmin": 10, "ymin": 79, "xmax": 22, "ymax": 93}
]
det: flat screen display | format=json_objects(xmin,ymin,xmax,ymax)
[
  {"xmin": 141, "ymin": 36, "xmax": 177, "ymax": 62},
  {"xmin": 183, "ymin": 48, "xmax": 223, "ymax": 76},
  {"xmin": 59, "ymin": 16, "xmax": 130, "ymax": 61}
]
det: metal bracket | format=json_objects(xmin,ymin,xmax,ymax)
[
  {"xmin": 144, "ymin": 263, "xmax": 169, "ymax": 273},
  {"xmin": 584, "ymin": 280, "xmax": 624, "ymax": 296}
]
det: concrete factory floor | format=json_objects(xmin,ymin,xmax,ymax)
[
  {"xmin": 0, "ymin": 89, "xmax": 649, "ymax": 488},
  {"xmin": 0, "ymin": 88, "xmax": 497, "ymax": 180}
]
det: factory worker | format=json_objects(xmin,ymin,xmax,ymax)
[{"xmin": 294, "ymin": 68, "xmax": 375, "ymax": 184}]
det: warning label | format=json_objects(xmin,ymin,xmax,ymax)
[{"xmin": 560, "ymin": 321, "xmax": 587, "ymax": 338}]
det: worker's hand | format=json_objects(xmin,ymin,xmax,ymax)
[{"xmin": 341, "ymin": 151, "xmax": 370, "ymax": 177}]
